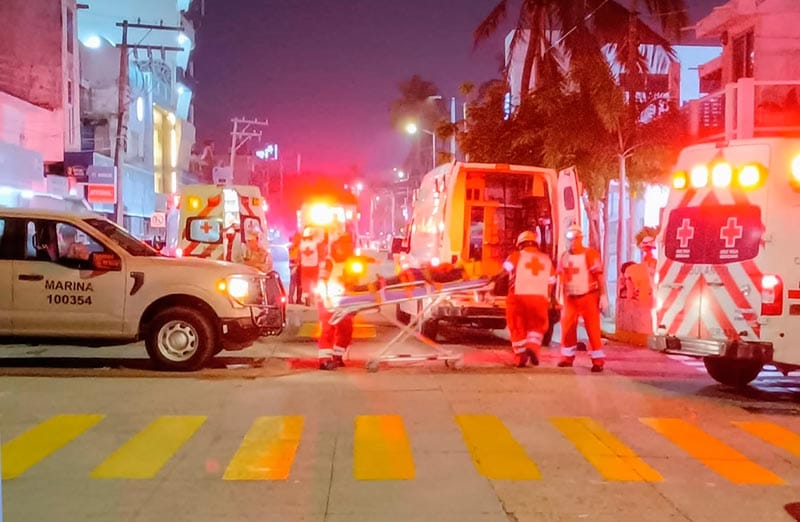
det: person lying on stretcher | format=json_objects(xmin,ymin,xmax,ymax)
[{"xmin": 346, "ymin": 263, "xmax": 469, "ymax": 293}]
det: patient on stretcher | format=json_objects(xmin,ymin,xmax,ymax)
[{"xmin": 348, "ymin": 264, "xmax": 468, "ymax": 293}]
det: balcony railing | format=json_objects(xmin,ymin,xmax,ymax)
[{"xmin": 687, "ymin": 78, "xmax": 800, "ymax": 141}]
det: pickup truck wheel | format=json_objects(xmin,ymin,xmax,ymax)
[
  {"xmin": 145, "ymin": 306, "xmax": 216, "ymax": 371},
  {"xmin": 704, "ymin": 357, "xmax": 762, "ymax": 388}
]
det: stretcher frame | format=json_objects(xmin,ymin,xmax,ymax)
[{"xmin": 326, "ymin": 277, "xmax": 491, "ymax": 372}]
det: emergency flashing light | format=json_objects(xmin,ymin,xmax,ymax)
[
  {"xmin": 188, "ymin": 196, "xmax": 201, "ymax": 210},
  {"xmin": 738, "ymin": 165, "xmax": 761, "ymax": 188},
  {"xmin": 175, "ymin": 247, "xmax": 184, "ymax": 258},
  {"xmin": 348, "ymin": 260, "xmax": 366, "ymax": 275},
  {"xmin": 672, "ymin": 171, "xmax": 688, "ymax": 190},
  {"xmin": 309, "ymin": 203, "xmax": 334, "ymax": 225},
  {"xmin": 711, "ymin": 163, "xmax": 733, "ymax": 188},
  {"xmin": 690, "ymin": 165, "xmax": 709, "ymax": 188},
  {"xmin": 761, "ymin": 274, "xmax": 784, "ymax": 316}
]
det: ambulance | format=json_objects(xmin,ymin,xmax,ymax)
[
  {"xmin": 393, "ymin": 162, "xmax": 582, "ymax": 340},
  {"xmin": 648, "ymin": 137, "xmax": 800, "ymax": 387},
  {"xmin": 296, "ymin": 196, "xmax": 358, "ymax": 244},
  {"xmin": 163, "ymin": 184, "xmax": 272, "ymax": 271}
]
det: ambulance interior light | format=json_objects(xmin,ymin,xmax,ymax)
[
  {"xmin": 791, "ymin": 154, "xmax": 800, "ymax": 188},
  {"xmin": 690, "ymin": 165, "xmax": 709, "ymax": 188}
]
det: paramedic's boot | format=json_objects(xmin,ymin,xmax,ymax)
[
  {"xmin": 332, "ymin": 355, "xmax": 346, "ymax": 368},
  {"xmin": 557, "ymin": 357, "xmax": 574, "ymax": 368},
  {"xmin": 591, "ymin": 361, "xmax": 605, "ymax": 373},
  {"xmin": 526, "ymin": 349, "xmax": 540, "ymax": 367},
  {"xmin": 514, "ymin": 352, "xmax": 530, "ymax": 368},
  {"xmin": 319, "ymin": 359, "xmax": 337, "ymax": 371}
]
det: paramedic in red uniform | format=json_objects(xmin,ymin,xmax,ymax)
[
  {"xmin": 299, "ymin": 227, "xmax": 325, "ymax": 305},
  {"xmin": 557, "ymin": 225, "xmax": 609, "ymax": 372},
  {"xmin": 316, "ymin": 234, "xmax": 355, "ymax": 370},
  {"xmin": 500, "ymin": 231, "xmax": 555, "ymax": 367}
]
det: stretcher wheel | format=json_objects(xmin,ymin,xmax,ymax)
[{"xmin": 366, "ymin": 360, "xmax": 380, "ymax": 373}]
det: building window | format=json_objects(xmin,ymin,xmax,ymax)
[
  {"xmin": 66, "ymin": 9, "xmax": 74, "ymax": 54},
  {"xmin": 732, "ymin": 31, "xmax": 754, "ymax": 81}
]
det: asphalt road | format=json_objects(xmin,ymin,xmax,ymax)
[{"xmin": 1, "ymin": 314, "xmax": 800, "ymax": 522}]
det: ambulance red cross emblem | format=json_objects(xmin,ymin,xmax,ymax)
[
  {"xmin": 525, "ymin": 257, "xmax": 544, "ymax": 276},
  {"xmin": 720, "ymin": 217, "xmax": 743, "ymax": 248},
  {"xmin": 200, "ymin": 221, "xmax": 213, "ymax": 234},
  {"xmin": 676, "ymin": 218, "xmax": 695, "ymax": 248}
]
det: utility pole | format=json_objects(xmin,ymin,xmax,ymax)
[
  {"xmin": 113, "ymin": 19, "xmax": 183, "ymax": 225},
  {"xmin": 229, "ymin": 117, "xmax": 268, "ymax": 180}
]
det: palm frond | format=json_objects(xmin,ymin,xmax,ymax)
[{"xmin": 473, "ymin": 0, "xmax": 509, "ymax": 49}]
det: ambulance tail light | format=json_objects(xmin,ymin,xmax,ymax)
[
  {"xmin": 761, "ymin": 274, "xmax": 784, "ymax": 316},
  {"xmin": 672, "ymin": 171, "xmax": 688, "ymax": 190},
  {"xmin": 791, "ymin": 155, "xmax": 800, "ymax": 190}
]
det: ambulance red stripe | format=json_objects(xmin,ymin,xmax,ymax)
[
  {"xmin": 701, "ymin": 284, "xmax": 742, "ymax": 341},
  {"xmin": 657, "ymin": 264, "xmax": 694, "ymax": 326},
  {"xmin": 711, "ymin": 265, "xmax": 761, "ymax": 338},
  {"xmin": 788, "ymin": 290, "xmax": 800, "ymax": 300},
  {"xmin": 183, "ymin": 195, "xmax": 222, "ymax": 256},
  {"xmin": 668, "ymin": 278, "xmax": 702, "ymax": 335}
]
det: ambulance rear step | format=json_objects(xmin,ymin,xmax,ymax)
[{"xmin": 648, "ymin": 334, "xmax": 773, "ymax": 361}]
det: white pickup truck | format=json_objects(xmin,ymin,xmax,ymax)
[{"xmin": 0, "ymin": 207, "xmax": 286, "ymax": 371}]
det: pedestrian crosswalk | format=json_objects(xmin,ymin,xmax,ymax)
[{"xmin": 3, "ymin": 413, "xmax": 800, "ymax": 484}]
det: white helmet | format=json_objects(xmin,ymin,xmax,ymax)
[
  {"xmin": 516, "ymin": 230, "xmax": 538, "ymax": 247},
  {"xmin": 565, "ymin": 224, "xmax": 583, "ymax": 240}
]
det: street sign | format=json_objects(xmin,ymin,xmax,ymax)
[
  {"xmin": 88, "ymin": 165, "xmax": 116, "ymax": 185},
  {"xmin": 86, "ymin": 184, "xmax": 117, "ymax": 204},
  {"xmin": 150, "ymin": 212, "xmax": 166, "ymax": 228}
]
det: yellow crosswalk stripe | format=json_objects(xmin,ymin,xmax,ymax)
[
  {"xmin": 2, "ymin": 414, "xmax": 104, "ymax": 479},
  {"xmin": 353, "ymin": 415, "xmax": 415, "ymax": 480},
  {"xmin": 90, "ymin": 416, "xmax": 206, "ymax": 479},
  {"xmin": 223, "ymin": 416, "xmax": 303, "ymax": 480},
  {"xmin": 641, "ymin": 418, "xmax": 784, "ymax": 485},
  {"xmin": 456, "ymin": 415, "xmax": 540, "ymax": 480},
  {"xmin": 735, "ymin": 421, "xmax": 800, "ymax": 459},
  {"xmin": 552, "ymin": 417, "xmax": 662, "ymax": 482}
]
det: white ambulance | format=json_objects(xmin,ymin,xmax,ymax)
[
  {"xmin": 649, "ymin": 137, "xmax": 800, "ymax": 386},
  {"xmin": 164, "ymin": 184, "xmax": 272, "ymax": 271},
  {"xmin": 0, "ymin": 207, "xmax": 286, "ymax": 371},
  {"xmin": 392, "ymin": 162, "xmax": 582, "ymax": 340}
]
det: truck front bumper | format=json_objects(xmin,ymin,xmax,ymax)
[{"xmin": 648, "ymin": 334, "xmax": 773, "ymax": 361}]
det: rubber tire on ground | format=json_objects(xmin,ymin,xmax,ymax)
[
  {"xmin": 703, "ymin": 357, "xmax": 762, "ymax": 388},
  {"xmin": 396, "ymin": 304, "xmax": 411, "ymax": 325},
  {"xmin": 145, "ymin": 306, "xmax": 217, "ymax": 371},
  {"xmin": 421, "ymin": 319, "xmax": 439, "ymax": 342}
]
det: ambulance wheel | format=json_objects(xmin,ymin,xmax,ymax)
[
  {"xmin": 145, "ymin": 306, "xmax": 215, "ymax": 371},
  {"xmin": 396, "ymin": 305, "xmax": 411, "ymax": 325},
  {"xmin": 704, "ymin": 357, "xmax": 762, "ymax": 388},
  {"xmin": 446, "ymin": 355, "xmax": 465, "ymax": 370},
  {"xmin": 421, "ymin": 319, "xmax": 439, "ymax": 341}
]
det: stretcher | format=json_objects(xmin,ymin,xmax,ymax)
[{"xmin": 326, "ymin": 271, "xmax": 492, "ymax": 372}]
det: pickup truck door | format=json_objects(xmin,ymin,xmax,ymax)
[
  {"xmin": 11, "ymin": 219, "xmax": 127, "ymax": 337},
  {"xmin": 556, "ymin": 167, "xmax": 582, "ymax": 261}
]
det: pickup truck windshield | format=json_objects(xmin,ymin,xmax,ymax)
[{"xmin": 84, "ymin": 218, "xmax": 160, "ymax": 257}]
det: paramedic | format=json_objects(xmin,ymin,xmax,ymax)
[
  {"xmin": 288, "ymin": 232, "xmax": 302, "ymax": 304},
  {"xmin": 499, "ymin": 230, "xmax": 555, "ymax": 367},
  {"xmin": 557, "ymin": 225, "xmax": 608, "ymax": 372},
  {"xmin": 299, "ymin": 227, "xmax": 324, "ymax": 305},
  {"xmin": 316, "ymin": 234, "xmax": 356, "ymax": 370}
]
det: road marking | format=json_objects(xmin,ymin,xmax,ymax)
[
  {"xmin": 456, "ymin": 415, "xmax": 540, "ymax": 480},
  {"xmin": 552, "ymin": 417, "xmax": 662, "ymax": 482},
  {"xmin": 2, "ymin": 414, "xmax": 104, "ymax": 479},
  {"xmin": 641, "ymin": 418, "xmax": 784, "ymax": 485},
  {"xmin": 223, "ymin": 416, "xmax": 304, "ymax": 480},
  {"xmin": 90, "ymin": 416, "xmax": 206, "ymax": 479},
  {"xmin": 735, "ymin": 421, "xmax": 800, "ymax": 459},
  {"xmin": 353, "ymin": 415, "xmax": 415, "ymax": 480},
  {"xmin": 298, "ymin": 322, "xmax": 376, "ymax": 339}
]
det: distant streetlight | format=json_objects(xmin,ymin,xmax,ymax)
[
  {"xmin": 405, "ymin": 122, "xmax": 436, "ymax": 170},
  {"xmin": 397, "ymin": 170, "xmax": 406, "ymax": 180},
  {"xmin": 355, "ymin": 182, "xmax": 364, "ymax": 192}
]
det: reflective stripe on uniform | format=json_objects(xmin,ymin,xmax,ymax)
[
  {"xmin": 333, "ymin": 346, "xmax": 347, "ymax": 356},
  {"xmin": 512, "ymin": 340, "xmax": 527, "ymax": 354},
  {"xmin": 561, "ymin": 346, "xmax": 577, "ymax": 357},
  {"xmin": 318, "ymin": 348, "xmax": 333, "ymax": 358},
  {"xmin": 589, "ymin": 350, "xmax": 606, "ymax": 359},
  {"xmin": 526, "ymin": 332, "xmax": 543, "ymax": 344}
]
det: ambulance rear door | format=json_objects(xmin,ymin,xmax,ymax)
[
  {"xmin": 179, "ymin": 187, "xmax": 225, "ymax": 258},
  {"xmin": 556, "ymin": 167, "xmax": 581, "ymax": 261}
]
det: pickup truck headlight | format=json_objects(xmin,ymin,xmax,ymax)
[{"xmin": 217, "ymin": 275, "xmax": 255, "ymax": 305}]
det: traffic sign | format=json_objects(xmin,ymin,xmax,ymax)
[
  {"xmin": 150, "ymin": 212, "xmax": 166, "ymax": 228},
  {"xmin": 87, "ymin": 184, "xmax": 117, "ymax": 204},
  {"xmin": 88, "ymin": 165, "xmax": 116, "ymax": 185}
]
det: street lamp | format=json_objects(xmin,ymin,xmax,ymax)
[{"xmin": 405, "ymin": 122, "xmax": 436, "ymax": 170}]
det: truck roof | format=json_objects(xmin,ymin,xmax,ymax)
[{"xmin": 0, "ymin": 207, "xmax": 105, "ymax": 221}]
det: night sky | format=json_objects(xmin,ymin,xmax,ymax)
[{"xmin": 193, "ymin": 0, "xmax": 723, "ymax": 182}]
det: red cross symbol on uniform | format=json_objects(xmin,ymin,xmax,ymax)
[
  {"xmin": 720, "ymin": 217, "xmax": 743, "ymax": 248},
  {"xmin": 200, "ymin": 221, "xmax": 213, "ymax": 234},
  {"xmin": 676, "ymin": 218, "xmax": 695, "ymax": 249},
  {"xmin": 525, "ymin": 256, "xmax": 544, "ymax": 276},
  {"xmin": 302, "ymin": 246, "xmax": 315, "ymax": 257},
  {"xmin": 563, "ymin": 262, "xmax": 580, "ymax": 282}
]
